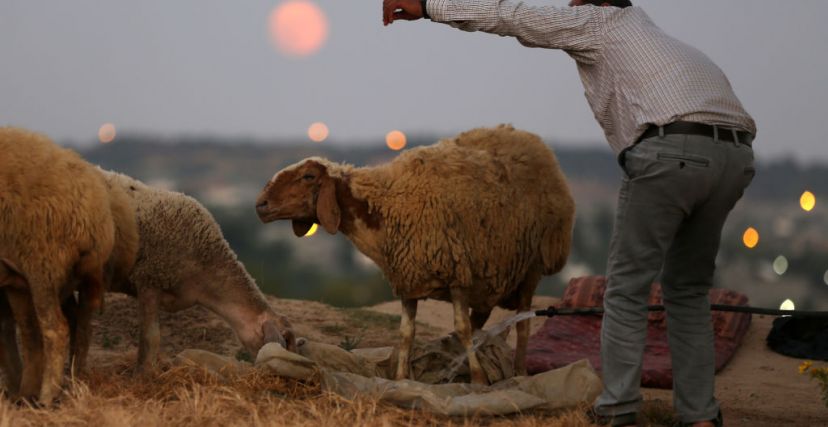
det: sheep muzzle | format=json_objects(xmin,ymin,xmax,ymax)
[{"xmin": 255, "ymin": 200, "xmax": 278, "ymax": 223}]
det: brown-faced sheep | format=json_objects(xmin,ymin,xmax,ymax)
[
  {"xmin": 96, "ymin": 170, "xmax": 295, "ymax": 371},
  {"xmin": 256, "ymin": 125, "xmax": 575, "ymax": 384},
  {"xmin": 0, "ymin": 127, "xmax": 116, "ymax": 403}
]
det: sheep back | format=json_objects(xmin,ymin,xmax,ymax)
[
  {"xmin": 351, "ymin": 125, "xmax": 574, "ymax": 310},
  {"xmin": 0, "ymin": 127, "xmax": 115, "ymax": 292},
  {"xmin": 102, "ymin": 172, "xmax": 262, "ymax": 300}
]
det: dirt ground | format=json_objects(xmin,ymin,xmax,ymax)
[
  {"xmin": 81, "ymin": 293, "xmax": 826, "ymax": 426},
  {"xmin": 368, "ymin": 297, "xmax": 828, "ymax": 427}
]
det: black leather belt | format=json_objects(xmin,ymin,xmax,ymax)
[{"xmin": 636, "ymin": 121, "xmax": 753, "ymax": 146}]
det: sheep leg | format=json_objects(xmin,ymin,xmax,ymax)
[
  {"xmin": 394, "ymin": 298, "xmax": 418, "ymax": 380},
  {"xmin": 66, "ymin": 256, "xmax": 107, "ymax": 375},
  {"xmin": 514, "ymin": 268, "xmax": 542, "ymax": 376},
  {"xmin": 136, "ymin": 287, "xmax": 161, "ymax": 373},
  {"xmin": 72, "ymin": 268, "xmax": 106, "ymax": 375},
  {"xmin": 450, "ymin": 287, "xmax": 487, "ymax": 385},
  {"xmin": 6, "ymin": 289, "xmax": 43, "ymax": 400},
  {"xmin": 60, "ymin": 295, "xmax": 80, "ymax": 372},
  {"xmin": 29, "ymin": 283, "xmax": 70, "ymax": 405},
  {"xmin": 0, "ymin": 292, "xmax": 22, "ymax": 395}
]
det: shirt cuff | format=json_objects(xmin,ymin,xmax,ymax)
[
  {"xmin": 426, "ymin": 0, "xmax": 448, "ymax": 22},
  {"xmin": 426, "ymin": 0, "xmax": 497, "ymax": 24}
]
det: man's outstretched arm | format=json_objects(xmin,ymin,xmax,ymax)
[{"xmin": 382, "ymin": 0, "xmax": 605, "ymax": 58}]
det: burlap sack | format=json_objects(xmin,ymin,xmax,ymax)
[{"xmin": 177, "ymin": 333, "xmax": 603, "ymax": 416}]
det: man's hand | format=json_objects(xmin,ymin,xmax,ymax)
[{"xmin": 383, "ymin": 0, "xmax": 424, "ymax": 26}]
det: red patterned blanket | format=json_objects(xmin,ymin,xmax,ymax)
[{"xmin": 525, "ymin": 276, "xmax": 752, "ymax": 388}]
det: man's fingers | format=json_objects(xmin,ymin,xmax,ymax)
[
  {"xmin": 383, "ymin": 0, "xmax": 399, "ymax": 25},
  {"xmin": 383, "ymin": 0, "xmax": 423, "ymax": 26},
  {"xmin": 393, "ymin": 11, "xmax": 418, "ymax": 21}
]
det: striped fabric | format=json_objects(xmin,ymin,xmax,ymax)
[{"xmin": 426, "ymin": 2, "xmax": 757, "ymax": 154}]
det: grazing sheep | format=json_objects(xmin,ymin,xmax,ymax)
[
  {"xmin": 256, "ymin": 125, "xmax": 575, "ymax": 384},
  {"xmin": 0, "ymin": 127, "xmax": 116, "ymax": 403},
  {"xmin": 97, "ymin": 170, "xmax": 295, "ymax": 371}
]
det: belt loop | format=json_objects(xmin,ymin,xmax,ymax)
[
  {"xmin": 731, "ymin": 128, "xmax": 740, "ymax": 145},
  {"xmin": 658, "ymin": 126, "xmax": 664, "ymax": 138},
  {"xmin": 713, "ymin": 125, "xmax": 719, "ymax": 142}
]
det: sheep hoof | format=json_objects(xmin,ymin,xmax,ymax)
[{"xmin": 470, "ymin": 371, "xmax": 488, "ymax": 385}]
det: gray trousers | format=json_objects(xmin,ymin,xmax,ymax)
[{"xmin": 594, "ymin": 132, "xmax": 755, "ymax": 423}]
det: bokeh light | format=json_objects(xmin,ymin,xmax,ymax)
[
  {"xmin": 98, "ymin": 123, "xmax": 116, "ymax": 144},
  {"xmin": 308, "ymin": 122, "xmax": 329, "ymax": 142},
  {"xmin": 304, "ymin": 223, "xmax": 318, "ymax": 237},
  {"xmin": 268, "ymin": 0, "xmax": 328, "ymax": 57},
  {"xmin": 742, "ymin": 227, "xmax": 759, "ymax": 249},
  {"xmin": 824, "ymin": 270, "xmax": 828, "ymax": 286},
  {"xmin": 800, "ymin": 191, "xmax": 816, "ymax": 212},
  {"xmin": 772, "ymin": 255, "xmax": 788, "ymax": 275},
  {"xmin": 779, "ymin": 299, "xmax": 795, "ymax": 311},
  {"xmin": 386, "ymin": 130, "xmax": 406, "ymax": 151}
]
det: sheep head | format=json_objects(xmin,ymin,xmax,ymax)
[
  {"xmin": 256, "ymin": 158, "xmax": 341, "ymax": 236},
  {"xmin": 262, "ymin": 315, "xmax": 297, "ymax": 352}
]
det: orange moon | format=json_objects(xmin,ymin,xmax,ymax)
[
  {"xmin": 98, "ymin": 123, "xmax": 116, "ymax": 143},
  {"xmin": 386, "ymin": 130, "xmax": 407, "ymax": 151},
  {"xmin": 307, "ymin": 122, "xmax": 329, "ymax": 142},
  {"xmin": 268, "ymin": 1, "xmax": 329, "ymax": 57}
]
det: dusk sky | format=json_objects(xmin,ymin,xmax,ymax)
[{"xmin": 1, "ymin": 0, "xmax": 826, "ymax": 162}]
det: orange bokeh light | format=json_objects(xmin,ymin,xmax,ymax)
[
  {"xmin": 742, "ymin": 227, "xmax": 759, "ymax": 249},
  {"xmin": 268, "ymin": 0, "xmax": 328, "ymax": 57},
  {"xmin": 386, "ymin": 130, "xmax": 406, "ymax": 151},
  {"xmin": 308, "ymin": 122, "xmax": 329, "ymax": 142},
  {"xmin": 98, "ymin": 123, "xmax": 116, "ymax": 144}
]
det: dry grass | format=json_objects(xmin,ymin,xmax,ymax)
[{"xmin": 0, "ymin": 362, "xmax": 599, "ymax": 427}]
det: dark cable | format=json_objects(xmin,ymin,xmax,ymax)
[{"xmin": 535, "ymin": 304, "xmax": 828, "ymax": 318}]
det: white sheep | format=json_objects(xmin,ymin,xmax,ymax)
[
  {"xmin": 98, "ymin": 170, "xmax": 295, "ymax": 371},
  {"xmin": 256, "ymin": 125, "xmax": 575, "ymax": 384}
]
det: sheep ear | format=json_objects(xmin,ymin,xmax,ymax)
[
  {"xmin": 292, "ymin": 220, "xmax": 312, "ymax": 237},
  {"xmin": 316, "ymin": 177, "xmax": 340, "ymax": 234}
]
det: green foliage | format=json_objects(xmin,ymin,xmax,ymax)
[
  {"xmin": 800, "ymin": 361, "xmax": 828, "ymax": 408},
  {"xmin": 338, "ymin": 336, "xmax": 362, "ymax": 351}
]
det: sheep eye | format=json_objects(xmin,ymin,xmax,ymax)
[{"xmin": 302, "ymin": 174, "xmax": 315, "ymax": 181}]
